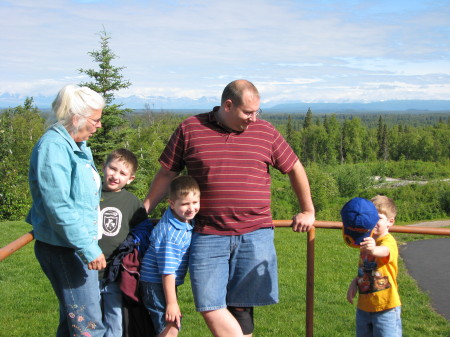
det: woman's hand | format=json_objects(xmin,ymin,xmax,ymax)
[{"xmin": 88, "ymin": 253, "xmax": 106, "ymax": 270}]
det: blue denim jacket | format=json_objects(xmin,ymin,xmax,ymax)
[{"xmin": 26, "ymin": 123, "xmax": 102, "ymax": 263}]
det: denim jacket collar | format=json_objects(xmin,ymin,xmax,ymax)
[{"xmin": 51, "ymin": 123, "xmax": 88, "ymax": 154}]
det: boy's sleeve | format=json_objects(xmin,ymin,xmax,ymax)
[
  {"xmin": 378, "ymin": 236, "xmax": 398, "ymax": 265},
  {"xmin": 129, "ymin": 206, "xmax": 148, "ymax": 229},
  {"xmin": 129, "ymin": 197, "xmax": 148, "ymax": 229}
]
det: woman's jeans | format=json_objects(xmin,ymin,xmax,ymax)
[{"xmin": 35, "ymin": 240, "xmax": 105, "ymax": 337}]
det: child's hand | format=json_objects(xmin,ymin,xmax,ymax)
[
  {"xmin": 360, "ymin": 237, "xmax": 376, "ymax": 254},
  {"xmin": 346, "ymin": 279, "xmax": 357, "ymax": 304},
  {"xmin": 166, "ymin": 302, "xmax": 182, "ymax": 329}
]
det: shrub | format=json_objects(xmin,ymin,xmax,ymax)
[
  {"xmin": 305, "ymin": 163, "xmax": 339, "ymax": 213},
  {"xmin": 330, "ymin": 164, "xmax": 375, "ymax": 197},
  {"xmin": 366, "ymin": 182, "xmax": 449, "ymax": 222}
]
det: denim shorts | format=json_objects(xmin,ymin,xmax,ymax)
[
  {"xmin": 189, "ymin": 227, "xmax": 279, "ymax": 312},
  {"xmin": 356, "ymin": 306, "xmax": 402, "ymax": 337},
  {"xmin": 140, "ymin": 281, "xmax": 181, "ymax": 335}
]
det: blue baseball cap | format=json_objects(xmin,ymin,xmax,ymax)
[{"xmin": 340, "ymin": 197, "xmax": 379, "ymax": 248}]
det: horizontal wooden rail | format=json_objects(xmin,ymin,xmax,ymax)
[
  {"xmin": 0, "ymin": 230, "xmax": 35, "ymax": 262},
  {"xmin": 273, "ymin": 220, "xmax": 450, "ymax": 236},
  {"xmin": 1, "ymin": 221, "xmax": 449, "ymax": 262}
]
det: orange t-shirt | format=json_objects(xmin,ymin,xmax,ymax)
[{"xmin": 357, "ymin": 233, "xmax": 401, "ymax": 312}]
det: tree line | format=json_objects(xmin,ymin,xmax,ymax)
[{"xmin": 273, "ymin": 108, "xmax": 449, "ymax": 165}]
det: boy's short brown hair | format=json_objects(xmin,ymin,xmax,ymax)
[
  {"xmin": 169, "ymin": 175, "xmax": 200, "ymax": 201},
  {"xmin": 371, "ymin": 195, "xmax": 397, "ymax": 220},
  {"xmin": 105, "ymin": 148, "xmax": 138, "ymax": 175}
]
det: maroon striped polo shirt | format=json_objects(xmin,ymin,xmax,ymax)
[{"xmin": 159, "ymin": 107, "xmax": 299, "ymax": 235}]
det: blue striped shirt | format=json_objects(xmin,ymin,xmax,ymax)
[{"xmin": 140, "ymin": 207, "xmax": 193, "ymax": 285}]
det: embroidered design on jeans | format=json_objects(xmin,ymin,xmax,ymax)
[{"xmin": 67, "ymin": 304, "xmax": 98, "ymax": 337}]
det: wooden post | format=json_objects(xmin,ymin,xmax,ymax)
[{"xmin": 306, "ymin": 227, "xmax": 315, "ymax": 337}]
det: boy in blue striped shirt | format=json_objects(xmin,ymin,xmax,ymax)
[{"xmin": 140, "ymin": 175, "xmax": 200, "ymax": 336}]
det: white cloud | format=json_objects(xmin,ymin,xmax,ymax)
[{"xmin": 0, "ymin": 0, "xmax": 449, "ymax": 102}]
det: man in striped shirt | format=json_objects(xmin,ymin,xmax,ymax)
[{"xmin": 144, "ymin": 79, "xmax": 315, "ymax": 337}]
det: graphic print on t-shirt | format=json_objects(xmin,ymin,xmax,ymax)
[
  {"xmin": 357, "ymin": 252, "xmax": 391, "ymax": 294},
  {"xmin": 101, "ymin": 207, "xmax": 122, "ymax": 237}
]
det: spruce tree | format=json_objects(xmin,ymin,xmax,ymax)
[
  {"xmin": 79, "ymin": 28, "xmax": 132, "ymax": 165},
  {"xmin": 376, "ymin": 116, "xmax": 389, "ymax": 160},
  {"xmin": 286, "ymin": 115, "xmax": 293, "ymax": 145},
  {"xmin": 303, "ymin": 107, "xmax": 313, "ymax": 129}
]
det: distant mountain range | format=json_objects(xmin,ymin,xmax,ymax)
[
  {"xmin": 1, "ymin": 92, "xmax": 450, "ymax": 113},
  {"xmin": 269, "ymin": 100, "xmax": 450, "ymax": 113},
  {"xmin": 0, "ymin": 93, "xmax": 220, "ymax": 110}
]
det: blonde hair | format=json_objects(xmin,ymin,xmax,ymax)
[
  {"xmin": 371, "ymin": 195, "xmax": 397, "ymax": 220},
  {"xmin": 52, "ymin": 84, "xmax": 105, "ymax": 134},
  {"xmin": 169, "ymin": 176, "xmax": 200, "ymax": 201}
]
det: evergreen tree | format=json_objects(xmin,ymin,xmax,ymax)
[
  {"xmin": 388, "ymin": 125, "xmax": 400, "ymax": 160},
  {"xmin": 376, "ymin": 116, "xmax": 383, "ymax": 144},
  {"xmin": 381, "ymin": 124, "xmax": 389, "ymax": 160},
  {"xmin": 341, "ymin": 117, "xmax": 364, "ymax": 163},
  {"xmin": 323, "ymin": 114, "xmax": 340, "ymax": 165},
  {"xmin": 79, "ymin": 28, "xmax": 132, "ymax": 165},
  {"xmin": 376, "ymin": 116, "xmax": 389, "ymax": 160},
  {"xmin": 286, "ymin": 115, "xmax": 293, "ymax": 145},
  {"xmin": 303, "ymin": 107, "xmax": 313, "ymax": 129}
]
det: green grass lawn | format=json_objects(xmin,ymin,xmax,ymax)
[{"xmin": 1, "ymin": 221, "xmax": 449, "ymax": 336}]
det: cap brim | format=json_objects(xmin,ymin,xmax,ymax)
[{"xmin": 342, "ymin": 227, "xmax": 373, "ymax": 248}]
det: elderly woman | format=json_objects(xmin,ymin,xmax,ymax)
[{"xmin": 27, "ymin": 85, "xmax": 106, "ymax": 337}]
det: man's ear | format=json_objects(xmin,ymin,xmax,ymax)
[
  {"xmin": 224, "ymin": 99, "xmax": 233, "ymax": 112},
  {"xmin": 127, "ymin": 175, "xmax": 136, "ymax": 185}
]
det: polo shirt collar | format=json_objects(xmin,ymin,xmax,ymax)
[
  {"xmin": 167, "ymin": 207, "xmax": 194, "ymax": 231},
  {"xmin": 209, "ymin": 106, "xmax": 243, "ymax": 134}
]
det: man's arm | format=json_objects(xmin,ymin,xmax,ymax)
[
  {"xmin": 287, "ymin": 160, "xmax": 316, "ymax": 232},
  {"xmin": 143, "ymin": 166, "xmax": 179, "ymax": 214}
]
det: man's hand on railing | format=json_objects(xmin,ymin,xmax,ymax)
[{"xmin": 291, "ymin": 211, "xmax": 316, "ymax": 232}]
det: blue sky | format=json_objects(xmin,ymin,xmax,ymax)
[{"xmin": 1, "ymin": 0, "xmax": 449, "ymax": 105}]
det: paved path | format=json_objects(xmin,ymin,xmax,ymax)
[
  {"xmin": 400, "ymin": 220, "xmax": 450, "ymax": 321},
  {"xmin": 406, "ymin": 220, "xmax": 450, "ymax": 228}
]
